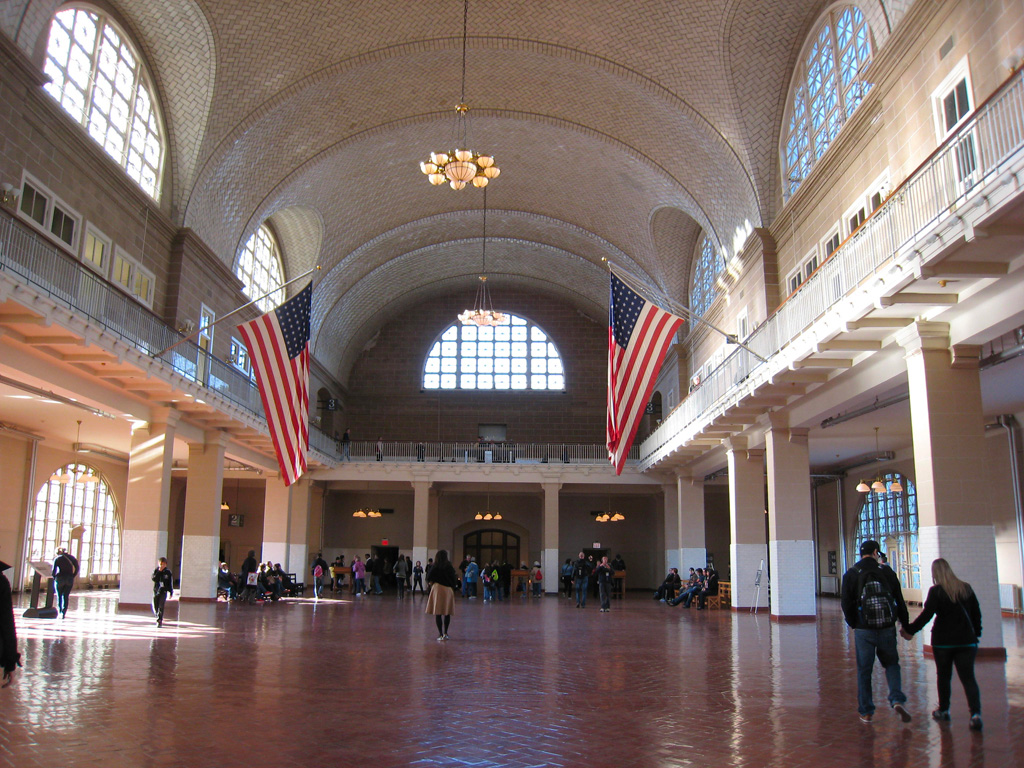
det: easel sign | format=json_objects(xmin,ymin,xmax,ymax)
[{"xmin": 751, "ymin": 559, "xmax": 768, "ymax": 614}]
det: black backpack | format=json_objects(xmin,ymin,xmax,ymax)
[{"xmin": 855, "ymin": 566, "xmax": 896, "ymax": 629}]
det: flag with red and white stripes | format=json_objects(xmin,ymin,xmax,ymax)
[
  {"xmin": 607, "ymin": 272, "xmax": 684, "ymax": 474},
  {"xmin": 237, "ymin": 283, "xmax": 311, "ymax": 486}
]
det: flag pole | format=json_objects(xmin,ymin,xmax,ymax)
[
  {"xmin": 607, "ymin": 262, "xmax": 767, "ymax": 363},
  {"xmin": 151, "ymin": 265, "xmax": 321, "ymax": 359}
]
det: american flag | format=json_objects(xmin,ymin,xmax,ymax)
[
  {"xmin": 607, "ymin": 272, "xmax": 684, "ymax": 474},
  {"xmin": 237, "ymin": 283, "xmax": 311, "ymax": 486}
]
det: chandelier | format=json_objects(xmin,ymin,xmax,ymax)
[
  {"xmin": 419, "ymin": 0, "xmax": 499, "ymax": 190},
  {"xmin": 595, "ymin": 495, "xmax": 625, "ymax": 523},
  {"xmin": 51, "ymin": 421, "xmax": 100, "ymax": 484},
  {"xmin": 459, "ymin": 189, "xmax": 507, "ymax": 326},
  {"xmin": 353, "ymin": 507, "xmax": 383, "ymax": 518},
  {"xmin": 856, "ymin": 427, "xmax": 903, "ymax": 494},
  {"xmin": 473, "ymin": 492, "xmax": 502, "ymax": 521}
]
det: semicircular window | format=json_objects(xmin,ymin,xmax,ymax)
[
  {"xmin": 43, "ymin": 6, "xmax": 165, "ymax": 199},
  {"xmin": 423, "ymin": 314, "xmax": 565, "ymax": 390},
  {"xmin": 783, "ymin": 6, "xmax": 873, "ymax": 199},
  {"xmin": 236, "ymin": 224, "xmax": 285, "ymax": 313},
  {"xmin": 691, "ymin": 237, "xmax": 723, "ymax": 318}
]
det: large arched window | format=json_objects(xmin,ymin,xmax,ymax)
[
  {"xmin": 855, "ymin": 472, "xmax": 919, "ymax": 590},
  {"xmin": 691, "ymin": 237, "xmax": 723, "ymax": 317},
  {"xmin": 463, "ymin": 529, "xmax": 520, "ymax": 568},
  {"xmin": 43, "ymin": 6, "xmax": 165, "ymax": 199},
  {"xmin": 423, "ymin": 314, "xmax": 565, "ymax": 390},
  {"xmin": 783, "ymin": 6, "xmax": 873, "ymax": 199},
  {"xmin": 236, "ymin": 225, "xmax": 285, "ymax": 312},
  {"xmin": 26, "ymin": 463, "xmax": 121, "ymax": 578}
]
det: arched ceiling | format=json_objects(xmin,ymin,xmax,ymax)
[{"xmin": 4, "ymin": 0, "xmax": 912, "ymax": 384}]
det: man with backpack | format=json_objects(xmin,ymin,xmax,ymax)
[{"xmin": 841, "ymin": 539, "xmax": 912, "ymax": 724}]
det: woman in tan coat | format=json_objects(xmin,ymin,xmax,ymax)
[{"xmin": 425, "ymin": 549, "xmax": 458, "ymax": 640}]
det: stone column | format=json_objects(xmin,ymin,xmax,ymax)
[
  {"xmin": 726, "ymin": 437, "xmax": 767, "ymax": 610},
  {"xmin": 119, "ymin": 410, "xmax": 179, "ymax": 608},
  {"xmin": 766, "ymin": 421, "xmax": 816, "ymax": 619},
  {"xmin": 541, "ymin": 481, "xmax": 561, "ymax": 594},
  {"xmin": 287, "ymin": 478, "xmax": 311, "ymax": 574},
  {"xmin": 179, "ymin": 431, "xmax": 227, "ymax": 601},
  {"xmin": 896, "ymin": 322, "xmax": 1004, "ymax": 654},
  {"xmin": 412, "ymin": 478, "xmax": 433, "ymax": 567},
  {"xmin": 677, "ymin": 474, "xmax": 707, "ymax": 572},
  {"xmin": 663, "ymin": 482, "xmax": 680, "ymax": 573},
  {"xmin": 262, "ymin": 475, "xmax": 290, "ymax": 567}
]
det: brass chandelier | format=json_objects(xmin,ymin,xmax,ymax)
[
  {"xmin": 458, "ymin": 188, "xmax": 507, "ymax": 327},
  {"xmin": 855, "ymin": 427, "xmax": 903, "ymax": 494},
  {"xmin": 473, "ymin": 492, "xmax": 502, "ymax": 521},
  {"xmin": 419, "ymin": 0, "xmax": 499, "ymax": 190}
]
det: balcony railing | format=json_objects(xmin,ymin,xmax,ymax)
[
  {"xmin": 329, "ymin": 440, "xmax": 635, "ymax": 466},
  {"xmin": 641, "ymin": 67, "xmax": 1024, "ymax": 469},
  {"xmin": 0, "ymin": 210, "xmax": 264, "ymax": 414}
]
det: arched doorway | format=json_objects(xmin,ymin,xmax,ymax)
[
  {"xmin": 854, "ymin": 471, "xmax": 920, "ymax": 601},
  {"xmin": 462, "ymin": 529, "xmax": 520, "ymax": 567},
  {"xmin": 26, "ymin": 462, "xmax": 121, "ymax": 581}
]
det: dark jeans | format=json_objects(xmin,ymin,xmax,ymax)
[
  {"xmin": 55, "ymin": 581, "xmax": 72, "ymax": 617},
  {"xmin": 932, "ymin": 646, "xmax": 981, "ymax": 714},
  {"xmin": 152, "ymin": 591, "xmax": 168, "ymax": 624},
  {"xmin": 574, "ymin": 577, "xmax": 588, "ymax": 606},
  {"xmin": 670, "ymin": 585, "xmax": 698, "ymax": 606},
  {"xmin": 412, "ymin": 575, "xmax": 424, "ymax": 594},
  {"xmin": 599, "ymin": 581, "xmax": 611, "ymax": 610},
  {"xmin": 854, "ymin": 627, "xmax": 906, "ymax": 715}
]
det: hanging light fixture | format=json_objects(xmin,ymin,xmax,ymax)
[
  {"xmin": 71, "ymin": 420, "xmax": 100, "ymax": 484},
  {"xmin": 419, "ymin": 0, "xmax": 499, "ymax": 190},
  {"xmin": 458, "ymin": 188, "xmax": 507, "ymax": 327},
  {"xmin": 473, "ymin": 491, "xmax": 500, "ymax": 521},
  {"xmin": 353, "ymin": 507, "xmax": 381, "ymax": 518},
  {"xmin": 856, "ymin": 427, "xmax": 902, "ymax": 494}
]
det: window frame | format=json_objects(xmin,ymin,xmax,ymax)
[
  {"xmin": 81, "ymin": 222, "xmax": 111, "ymax": 274},
  {"xmin": 16, "ymin": 172, "xmax": 81, "ymax": 254},
  {"xmin": 235, "ymin": 224, "xmax": 286, "ymax": 314},
  {"xmin": 111, "ymin": 246, "xmax": 154, "ymax": 308},
  {"xmin": 691, "ymin": 236, "xmax": 723, "ymax": 318},
  {"xmin": 843, "ymin": 170, "xmax": 891, "ymax": 238}
]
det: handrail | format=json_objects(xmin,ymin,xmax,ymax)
[
  {"xmin": 328, "ymin": 439, "xmax": 637, "ymax": 466},
  {"xmin": 641, "ymin": 66, "xmax": 1024, "ymax": 469}
]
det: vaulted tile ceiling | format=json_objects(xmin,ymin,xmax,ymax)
[{"xmin": 5, "ymin": 0, "xmax": 908, "ymax": 384}]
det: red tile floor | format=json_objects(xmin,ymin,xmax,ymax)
[{"xmin": 3, "ymin": 589, "xmax": 1023, "ymax": 767}]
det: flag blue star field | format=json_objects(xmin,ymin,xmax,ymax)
[
  {"xmin": 607, "ymin": 272, "xmax": 684, "ymax": 474},
  {"xmin": 237, "ymin": 283, "xmax": 311, "ymax": 486}
]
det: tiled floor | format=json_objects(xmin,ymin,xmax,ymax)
[{"xmin": 3, "ymin": 590, "xmax": 1023, "ymax": 767}]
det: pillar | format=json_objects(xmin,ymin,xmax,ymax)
[
  {"xmin": 896, "ymin": 322, "xmax": 1004, "ymax": 653},
  {"xmin": 663, "ymin": 482, "xmax": 680, "ymax": 573},
  {"xmin": 119, "ymin": 411, "xmax": 179, "ymax": 607},
  {"xmin": 766, "ymin": 421, "xmax": 816, "ymax": 619},
  {"xmin": 412, "ymin": 478, "xmax": 434, "ymax": 567},
  {"xmin": 287, "ymin": 477, "xmax": 311, "ymax": 574},
  {"xmin": 179, "ymin": 431, "xmax": 227, "ymax": 600},
  {"xmin": 726, "ymin": 437, "xmax": 767, "ymax": 610},
  {"xmin": 542, "ymin": 481, "xmax": 561, "ymax": 594},
  {"xmin": 263, "ymin": 475, "xmax": 290, "ymax": 567},
  {"xmin": 677, "ymin": 474, "xmax": 706, "ymax": 572}
]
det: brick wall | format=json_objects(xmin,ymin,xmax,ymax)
[{"xmin": 340, "ymin": 288, "xmax": 608, "ymax": 444}]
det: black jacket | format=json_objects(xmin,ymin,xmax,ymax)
[
  {"xmin": 427, "ymin": 562, "xmax": 458, "ymax": 589},
  {"xmin": 906, "ymin": 584, "xmax": 982, "ymax": 646},
  {"xmin": 840, "ymin": 557, "xmax": 909, "ymax": 629},
  {"xmin": 52, "ymin": 552, "xmax": 79, "ymax": 585},
  {"xmin": 152, "ymin": 567, "xmax": 174, "ymax": 596},
  {"xmin": 0, "ymin": 561, "xmax": 20, "ymax": 674},
  {"xmin": 572, "ymin": 558, "xmax": 592, "ymax": 581}
]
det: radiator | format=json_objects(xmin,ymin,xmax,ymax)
[{"xmin": 999, "ymin": 583, "xmax": 1022, "ymax": 612}]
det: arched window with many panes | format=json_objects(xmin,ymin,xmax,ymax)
[
  {"xmin": 423, "ymin": 314, "xmax": 565, "ymax": 390},
  {"xmin": 26, "ymin": 463, "xmax": 121, "ymax": 579},
  {"xmin": 783, "ymin": 6, "xmax": 873, "ymax": 199},
  {"xmin": 236, "ymin": 224, "xmax": 285, "ymax": 313},
  {"xmin": 855, "ymin": 472, "xmax": 919, "ymax": 591},
  {"xmin": 43, "ymin": 6, "xmax": 165, "ymax": 199},
  {"xmin": 691, "ymin": 237, "xmax": 722, "ymax": 318}
]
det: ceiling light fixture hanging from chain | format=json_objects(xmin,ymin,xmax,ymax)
[
  {"xmin": 473, "ymin": 491, "xmax": 502, "ymax": 521},
  {"xmin": 855, "ymin": 427, "xmax": 903, "ymax": 494},
  {"xmin": 458, "ymin": 188, "xmax": 507, "ymax": 327},
  {"xmin": 419, "ymin": 0, "xmax": 499, "ymax": 190}
]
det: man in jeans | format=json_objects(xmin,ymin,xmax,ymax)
[{"xmin": 840, "ymin": 539, "xmax": 912, "ymax": 724}]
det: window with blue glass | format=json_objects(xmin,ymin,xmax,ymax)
[
  {"xmin": 855, "ymin": 472, "xmax": 919, "ymax": 590},
  {"xmin": 691, "ymin": 237, "xmax": 723, "ymax": 318},
  {"xmin": 784, "ymin": 6, "xmax": 873, "ymax": 199}
]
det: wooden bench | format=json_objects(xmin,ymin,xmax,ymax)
[{"xmin": 706, "ymin": 581, "xmax": 731, "ymax": 610}]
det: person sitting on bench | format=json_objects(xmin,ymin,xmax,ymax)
[{"xmin": 653, "ymin": 568, "xmax": 682, "ymax": 601}]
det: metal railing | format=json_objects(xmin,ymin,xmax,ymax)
[
  {"xmin": 331, "ymin": 439, "xmax": 635, "ymax": 466},
  {"xmin": 641, "ymin": 68, "xmax": 1024, "ymax": 469},
  {"xmin": 0, "ymin": 210, "xmax": 265, "ymax": 414}
]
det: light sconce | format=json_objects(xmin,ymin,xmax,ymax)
[
  {"xmin": 1002, "ymin": 45, "xmax": 1024, "ymax": 73},
  {"xmin": 178, "ymin": 319, "xmax": 196, "ymax": 336},
  {"xmin": 1, "ymin": 182, "xmax": 20, "ymax": 207}
]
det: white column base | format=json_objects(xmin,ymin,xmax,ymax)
[
  {"xmin": 180, "ymin": 534, "xmax": 220, "ymax": 599},
  {"xmin": 288, "ymin": 543, "xmax": 308, "ymax": 578},
  {"xmin": 543, "ymin": 548, "xmax": 559, "ymax": 594},
  {"xmin": 261, "ymin": 542, "xmax": 288, "ymax": 568},
  {"xmin": 665, "ymin": 549, "xmax": 681, "ymax": 574},
  {"xmin": 918, "ymin": 525, "xmax": 1004, "ymax": 650},
  {"xmin": 680, "ymin": 547, "xmax": 707, "ymax": 573},
  {"xmin": 412, "ymin": 546, "xmax": 429, "ymax": 570},
  {"xmin": 731, "ymin": 543, "xmax": 768, "ymax": 609},
  {"xmin": 119, "ymin": 529, "xmax": 167, "ymax": 606},
  {"xmin": 769, "ymin": 539, "xmax": 816, "ymax": 617}
]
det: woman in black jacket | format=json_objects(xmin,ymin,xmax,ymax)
[
  {"xmin": 902, "ymin": 558, "xmax": 983, "ymax": 730},
  {"xmin": 425, "ymin": 549, "xmax": 458, "ymax": 641}
]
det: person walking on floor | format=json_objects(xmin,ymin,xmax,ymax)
[
  {"xmin": 595, "ymin": 556, "xmax": 613, "ymax": 612},
  {"xmin": 425, "ymin": 549, "xmax": 458, "ymax": 640},
  {"xmin": 311, "ymin": 552, "xmax": 328, "ymax": 599},
  {"xmin": 412, "ymin": 560, "xmax": 425, "ymax": 596},
  {"xmin": 394, "ymin": 555, "xmax": 409, "ymax": 598},
  {"xmin": 572, "ymin": 551, "xmax": 592, "ymax": 608},
  {"xmin": 0, "ymin": 559, "xmax": 21, "ymax": 688},
  {"xmin": 464, "ymin": 556, "xmax": 479, "ymax": 599},
  {"xmin": 841, "ymin": 539, "xmax": 912, "ymax": 724},
  {"xmin": 152, "ymin": 557, "xmax": 173, "ymax": 628},
  {"xmin": 52, "ymin": 547, "xmax": 79, "ymax": 618},
  {"xmin": 901, "ymin": 558, "xmax": 984, "ymax": 731}
]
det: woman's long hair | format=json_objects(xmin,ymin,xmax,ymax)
[
  {"xmin": 434, "ymin": 550, "xmax": 450, "ymax": 568},
  {"xmin": 932, "ymin": 558, "xmax": 971, "ymax": 602}
]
